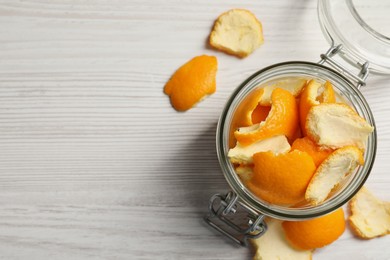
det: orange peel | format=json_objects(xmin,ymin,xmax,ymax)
[
  {"xmin": 349, "ymin": 187, "xmax": 390, "ymax": 239},
  {"xmin": 232, "ymin": 88, "xmax": 265, "ymax": 127},
  {"xmin": 282, "ymin": 208, "xmax": 346, "ymax": 250},
  {"xmin": 306, "ymin": 103, "xmax": 374, "ymax": 149},
  {"xmin": 228, "ymin": 88, "xmax": 265, "ymax": 148},
  {"xmin": 291, "ymin": 137, "xmax": 332, "ymax": 167},
  {"xmin": 305, "ymin": 146, "xmax": 364, "ymax": 206},
  {"xmin": 248, "ymin": 150, "xmax": 316, "ymax": 205},
  {"xmin": 251, "ymin": 104, "xmax": 271, "ymax": 124},
  {"xmin": 299, "ymin": 80, "xmax": 336, "ymax": 135},
  {"xmin": 251, "ymin": 219, "xmax": 313, "ymax": 260},
  {"xmin": 258, "ymin": 78, "xmax": 307, "ymax": 106},
  {"xmin": 209, "ymin": 9, "xmax": 263, "ymax": 58},
  {"xmin": 228, "ymin": 135, "xmax": 290, "ymax": 165},
  {"xmin": 318, "ymin": 81, "xmax": 336, "ymax": 103},
  {"xmin": 164, "ymin": 55, "xmax": 217, "ymax": 111},
  {"xmin": 234, "ymin": 88, "xmax": 299, "ymax": 146}
]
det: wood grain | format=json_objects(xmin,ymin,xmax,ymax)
[{"xmin": 0, "ymin": 0, "xmax": 389, "ymax": 259}]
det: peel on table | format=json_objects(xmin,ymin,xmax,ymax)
[
  {"xmin": 164, "ymin": 55, "xmax": 217, "ymax": 111},
  {"xmin": 349, "ymin": 187, "xmax": 390, "ymax": 239},
  {"xmin": 209, "ymin": 9, "xmax": 263, "ymax": 58},
  {"xmin": 282, "ymin": 208, "xmax": 346, "ymax": 250}
]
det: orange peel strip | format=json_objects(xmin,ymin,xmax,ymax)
[
  {"xmin": 234, "ymin": 88, "xmax": 298, "ymax": 146},
  {"xmin": 164, "ymin": 55, "xmax": 217, "ymax": 111},
  {"xmin": 299, "ymin": 80, "xmax": 336, "ymax": 135},
  {"xmin": 248, "ymin": 150, "xmax": 316, "ymax": 205}
]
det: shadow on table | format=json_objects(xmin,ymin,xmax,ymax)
[
  {"xmin": 160, "ymin": 121, "xmax": 227, "ymax": 212},
  {"xmin": 178, "ymin": 122, "xmax": 229, "ymax": 216},
  {"xmin": 156, "ymin": 120, "xmax": 251, "ymax": 255},
  {"xmin": 169, "ymin": 123, "xmax": 255, "ymax": 258}
]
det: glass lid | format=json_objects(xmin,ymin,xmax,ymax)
[{"xmin": 318, "ymin": 0, "xmax": 390, "ymax": 74}]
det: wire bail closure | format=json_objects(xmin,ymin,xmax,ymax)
[
  {"xmin": 204, "ymin": 191, "xmax": 267, "ymax": 246},
  {"xmin": 319, "ymin": 44, "xmax": 370, "ymax": 89}
]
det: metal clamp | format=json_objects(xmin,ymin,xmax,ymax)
[
  {"xmin": 319, "ymin": 44, "xmax": 370, "ymax": 89},
  {"xmin": 204, "ymin": 191, "xmax": 267, "ymax": 246}
]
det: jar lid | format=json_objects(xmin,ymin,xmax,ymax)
[{"xmin": 318, "ymin": 0, "xmax": 390, "ymax": 74}]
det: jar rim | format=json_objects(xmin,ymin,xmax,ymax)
[{"xmin": 216, "ymin": 61, "xmax": 377, "ymax": 220}]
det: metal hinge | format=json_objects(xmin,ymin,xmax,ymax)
[
  {"xmin": 204, "ymin": 191, "xmax": 267, "ymax": 246},
  {"xmin": 318, "ymin": 44, "xmax": 370, "ymax": 89}
]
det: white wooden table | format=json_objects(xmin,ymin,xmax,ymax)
[{"xmin": 0, "ymin": 1, "xmax": 389, "ymax": 259}]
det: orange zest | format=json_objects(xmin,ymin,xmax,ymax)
[
  {"xmin": 164, "ymin": 55, "xmax": 217, "ymax": 111},
  {"xmin": 234, "ymin": 88, "xmax": 298, "ymax": 146},
  {"xmin": 282, "ymin": 208, "xmax": 346, "ymax": 250},
  {"xmin": 247, "ymin": 150, "xmax": 316, "ymax": 205},
  {"xmin": 291, "ymin": 137, "xmax": 332, "ymax": 167},
  {"xmin": 299, "ymin": 80, "xmax": 336, "ymax": 135}
]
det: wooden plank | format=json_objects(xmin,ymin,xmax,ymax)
[{"xmin": 0, "ymin": 0, "xmax": 389, "ymax": 259}]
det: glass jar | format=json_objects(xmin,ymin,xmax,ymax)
[{"xmin": 205, "ymin": 0, "xmax": 389, "ymax": 246}]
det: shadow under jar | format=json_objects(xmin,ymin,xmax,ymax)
[{"xmin": 205, "ymin": 0, "xmax": 390, "ymax": 246}]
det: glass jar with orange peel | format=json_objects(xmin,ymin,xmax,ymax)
[{"xmin": 205, "ymin": 0, "xmax": 390, "ymax": 246}]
